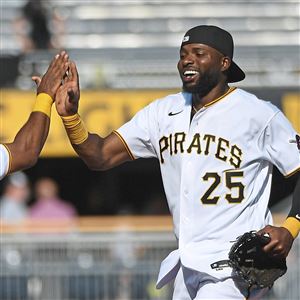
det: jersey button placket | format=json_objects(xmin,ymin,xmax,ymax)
[{"xmin": 179, "ymin": 107, "xmax": 202, "ymax": 248}]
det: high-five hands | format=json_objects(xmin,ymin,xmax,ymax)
[
  {"xmin": 31, "ymin": 51, "xmax": 80, "ymax": 117},
  {"xmin": 32, "ymin": 50, "xmax": 70, "ymax": 99},
  {"xmin": 55, "ymin": 61, "xmax": 80, "ymax": 117}
]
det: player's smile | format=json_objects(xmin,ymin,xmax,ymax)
[{"xmin": 182, "ymin": 69, "xmax": 200, "ymax": 83}]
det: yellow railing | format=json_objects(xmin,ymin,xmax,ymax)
[
  {"xmin": 0, "ymin": 214, "xmax": 286, "ymax": 234},
  {"xmin": 0, "ymin": 215, "xmax": 174, "ymax": 234}
]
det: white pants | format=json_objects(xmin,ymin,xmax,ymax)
[{"xmin": 172, "ymin": 266, "xmax": 269, "ymax": 300}]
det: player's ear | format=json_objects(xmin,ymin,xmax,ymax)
[{"xmin": 221, "ymin": 56, "xmax": 231, "ymax": 72}]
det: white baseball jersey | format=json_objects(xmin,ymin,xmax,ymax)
[
  {"xmin": 116, "ymin": 87, "xmax": 300, "ymax": 287},
  {"xmin": 0, "ymin": 144, "xmax": 10, "ymax": 180}
]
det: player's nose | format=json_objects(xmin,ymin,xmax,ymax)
[{"xmin": 182, "ymin": 54, "xmax": 195, "ymax": 67}]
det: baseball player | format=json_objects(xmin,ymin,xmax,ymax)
[
  {"xmin": 0, "ymin": 51, "xmax": 69, "ymax": 180},
  {"xmin": 56, "ymin": 25, "xmax": 300, "ymax": 299}
]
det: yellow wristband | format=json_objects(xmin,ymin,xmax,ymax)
[
  {"xmin": 32, "ymin": 93, "xmax": 54, "ymax": 118},
  {"xmin": 282, "ymin": 217, "xmax": 300, "ymax": 239},
  {"xmin": 61, "ymin": 114, "xmax": 89, "ymax": 145}
]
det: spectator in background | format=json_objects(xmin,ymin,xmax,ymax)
[
  {"xmin": 0, "ymin": 171, "xmax": 30, "ymax": 223},
  {"xmin": 29, "ymin": 177, "xmax": 77, "ymax": 220},
  {"xmin": 13, "ymin": 0, "xmax": 64, "ymax": 52}
]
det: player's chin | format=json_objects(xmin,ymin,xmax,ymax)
[{"xmin": 182, "ymin": 83, "xmax": 200, "ymax": 93}]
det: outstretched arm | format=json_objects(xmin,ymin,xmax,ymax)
[
  {"xmin": 55, "ymin": 61, "xmax": 132, "ymax": 170},
  {"xmin": 258, "ymin": 172, "xmax": 300, "ymax": 258},
  {"xmin": 3, "ymin": 51, "xmax": 69, "ymax": 173}
]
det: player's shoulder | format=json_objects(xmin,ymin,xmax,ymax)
[
  {"xmin": 0, "ymin": 144, "xmax": 10, "ymax": 181},
  {"xmin": 0, "ymin": 143, "xmax": 9, "ymax": 155},
  {"xmin": 234, "ymin": 88, "xmax": 280, "ymax": 115},
  {"xmin": 147, "ymin": 91, "xmax": 187, "ymax": 113},
  {"xmin": 152, "ymin": 91, "xmax": 185, "ymax": 106}
]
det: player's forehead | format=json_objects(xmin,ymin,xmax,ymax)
[{"xmin": 180, "ymin": 43, "xmax": 223, "ymax": 56}]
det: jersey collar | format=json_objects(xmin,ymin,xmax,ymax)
[
  {"xmin": 181, "ymin": 87, "xmax": 237, "ymax": 112},
  {"xmin": 203, "ymin": 86, "xmax": 237, "ymax": 108}
]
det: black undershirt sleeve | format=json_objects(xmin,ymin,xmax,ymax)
[{"xmin": 287, "ymin": 174, "xmax": 300, "ymax": 220}]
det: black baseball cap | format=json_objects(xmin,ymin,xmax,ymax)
[{"xmin": 181, "ymin": 25, "xmax": 245, "ymax": 83}]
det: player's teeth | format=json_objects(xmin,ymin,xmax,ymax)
[{"xmin": 184, "ymin": 70, "xmax": 198, "ymax": 76}]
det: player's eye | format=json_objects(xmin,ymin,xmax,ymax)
[{"xmin": 195, "ymin": 51, "xmax": 205, "ymax": 56}]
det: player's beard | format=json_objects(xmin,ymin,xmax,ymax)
[{"xmin": 182, "ymin": 69, "xmax": 220, "ymax": 97}]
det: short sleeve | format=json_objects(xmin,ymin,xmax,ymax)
[
  {"xmin": 259, "ymin": 111, "xmax": 300, "ymax": 177},
  {"xmin": 0, "ymin": 144, "xmax": 10, "ymax": 180},
  {"xmin": 116, "ymin": 103, "xmax": 157, "ymax": 159}
]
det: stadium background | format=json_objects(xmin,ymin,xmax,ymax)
[{"xmin": 0, "ymin": 0, "xmax": 299, "ymax": 299}]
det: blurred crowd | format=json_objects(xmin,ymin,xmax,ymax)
[
  {"xmin": 0, "ymin": 172, "xmax": 170, "ymax": 300},
  {"xmin": 13, "ymin": 0, "xmax": 64, "ymax": 53},
  {"xmin": 0, "ymin": 171, "xmax": 77, "ymax": 223},
  {"xmin": 0, "ymin": 171, "xmax": 169, "ymax": 224}
]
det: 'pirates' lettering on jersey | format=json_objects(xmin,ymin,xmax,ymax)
[{"xmin": 159, "ymin": 132, "xmax": 242, "ymax": 168}]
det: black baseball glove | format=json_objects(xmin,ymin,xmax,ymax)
[{"xmin": 228, "ymin": 231, "xmax": 287, "ymax": 289}]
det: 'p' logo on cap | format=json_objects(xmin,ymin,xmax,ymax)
[{"xmin": 182, "ymin": 36, "xmax": 190, "ymax": 42}]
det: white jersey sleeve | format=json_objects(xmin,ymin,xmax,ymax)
[
  {"xmin": 258, "ymin": 110, "xmax": 300, "ymax": 177},
  {"xmin": 0, "ymin": 144, "xmax": 10, "ymax": 180},
  {"xmin": 116, "ymin": 103, "xmax": 157, "ymax": 159}
]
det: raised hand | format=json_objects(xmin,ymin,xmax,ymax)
[
  {"xmin": 35, "ymin": 51, "xmax": 70, "ymax": 99},
  {"xmin": 55, "ymin": 61, "xmax": 80, "ymax": 116}
]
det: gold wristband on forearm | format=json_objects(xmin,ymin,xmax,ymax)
[
  {"xmin": 61, "ymin": 114, "xmax": 89, "ymax": 145},
  {"xmin": 282, "ymin": 217, "xmax": 300, "ymax": 239},
  {"xmin": 32, "ymin": 93, "xmax": 54, "ymax": 118}
]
